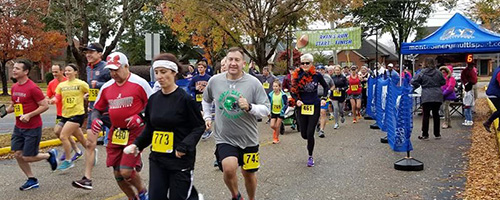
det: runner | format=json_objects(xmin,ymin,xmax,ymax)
[
  {"xmin": 124, "ymin": 53, "xmax": 204, "ymax": 199},
  {"xmin": 250, "ymin": 65, "xmax": 277, "ymax": 99},
  {"xmin": 316, "ymin": 65, "xmax": 334, "ymax": 138},
  {"xmin": 290, "ymin": 53, "xmax": 328, "ymax": 167},
  {"xmin": 359, "ymin": 65, "xmax": 369, "ymax": 116},
  {"xmin": 6, "ymin": 59, "xmax": 58, "ymax": 190},
  {"xmin": 46, "ymin": 64, "xmax": 81, "ymax": 161},
  {"xmin": 347, "ymin": 65, "xmax": 362, "ymax": 123},
  {"xmin": 52, "ymin": 64, "xmax": 89, "ymax": 171},
  {"xmin": 79, "ymin": 42, "xmax": 111, "ymax": 188},
  {"xmin": 268, "ymin": 80, "xmax": 288, "ymax": 144},
  {"xmin": 72, "ymin": 52, "xmax": 151, "ymax": 200},
  {"xmin": 188, "ymin": 61, "xmax": 212, "ymax": 139},
  {"xmin": 202, "ymin": 47, "xmax": 270, "ymax": 200},
  {"xmin": 331, "ymin": 65, "xmax": 348, "ymax": 129}
]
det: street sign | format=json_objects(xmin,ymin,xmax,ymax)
[{"xmin": 145, "ymin": 33, "xmax": 160, "ymax": 61}]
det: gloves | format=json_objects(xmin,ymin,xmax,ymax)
[
  {"xmin": 91, "ymin": 119, "xmax": 103, "ymax": 135},
  {"xmin": 125, "ymin": 114, "xmax": 144, "ymax": 129},
  {"xmin": 123, "ymin": 144, "xmax": 139, "ymax": 157}
]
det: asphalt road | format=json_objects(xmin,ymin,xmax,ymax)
[
  {"xmin": 0, "ymin": 105, "xmax": 57, "ymax": 134},
  {"xmin": 0, "ymin": 112, "xmax": 470, "ymax": 200}
]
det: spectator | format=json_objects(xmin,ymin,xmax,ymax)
[
  {"xmin": 483, "ymin": 65, "xmax": 500, "ymax": 132},
  {"xmin": 461, "ymin": 63, "xmax": 477, "ymax": 126},
  {"xmin": 439, "ymin": 65, "xmax": 456, "ymax": 129}
]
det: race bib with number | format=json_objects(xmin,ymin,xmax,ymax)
[
  {"xmin": 301, "ymin": 104, "xmax": 314, "ymax": 115},
  {"xmin": 14, "ymin": 104, "xmax": 23, "ymax": 117},
  {"xmin": 263, "ymin": 82, "xmax": 270, "ymax": 89},
  {"xmin": 333, "ymin": 89, "xmax": 341, "ymax": 97},
  {"xmin": 65, "ymin": 97, "xmax": 76, "ymax": 107},
  {"xmin": 272, "ymin": 104, "xmax": 282, "ymax": 114},
  {"xmin": 196, "ymin": 94, "xmax": 203, "ymax": 102},
  {"xmin": 111, "ymin": 129, "xmax": 129, "ymax": 146},
  {"xmin": 88, "ymin": 89, "xmax": 99, "ymax": 102},
  {"xmin": 242, "ymin": 152, "xmax": 260, "ymax": 170},
  {"xmin": 152, "ymin": 131, "xmax": 174, "ymax": 153},
  {"xmin": 351, "ymin": 85, "xmax": 359, "ymax": 91}
]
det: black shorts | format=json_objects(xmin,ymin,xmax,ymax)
[
  {"xmin": 11, "ymin": 126, "xmax": 42, "ymax": 156},
  {"xmin": 59, "ymin": 114, "xmax": 85, "ymax": 127},
  {"xmin": 270, "ymin": 113, "xmax": 284, "ymax": 119},
  {"xmin": 215, "ymin": 143, "xmax": 260, "ymax": 172},
  {"xmin": 55, "ymin": 115, "xmax": 63, "ymax": 125}
]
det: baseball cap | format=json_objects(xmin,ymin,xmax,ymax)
[
  {"xmin": 316, "ymin": 65, "xmax": 325, "ymax": 70},
  {"xmin": 82, "ymin": 43, "xmax": 104, "ymax": 53},
  {"xmin": 387, "ymin": 63, "xmax": 394, "ymax": 67},
  {"xmin": 104, "ymin": 52, "xmax": 129, "ymax": 70}
]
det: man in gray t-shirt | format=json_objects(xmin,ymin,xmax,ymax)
[{"xmin": 202, "ymin": 47, "xmax": 270, "ymax": 200}]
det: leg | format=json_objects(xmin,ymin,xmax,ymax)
[
  {"xmin": 421, "ymin": 102, "xmax": 431, "ymax": 137},
  {"xmin": 113, "ymin": 169, "xmax": 137, "ymax": 199},
  {"xmin": 169, "ymin": 170, "xmax": 197, "ymax": 200},
  {"xmin": 241, "ymin": 169, "xmax": 257, "ymax": 200},
  {"xmin": 319, "ymin": 109, "xmax": 327, "ymax": 130},
  {"xmin": 148, "ymin": 159, "xmax": 169, "ymax": 200},
  {"xmin": 274, "ymin": 118, "xmax": 282, "ymax": 141},
  {"xmin": 85, "ymin": 129, "xmax": 99, "ymax": 179},
  {"xmin": 333, "ymin": 100, "xmax": 340, "ymax": 124},
  {"xmin": 60, "ymin": 122, "xmax": 81, "ymax": 160},
  {"xmin": 222, "ymin": 157, "xmax": 240, "ymax": 197},
  {"xmin": 431, "ymin": 102, "xmax": 442, "ymax": 137},
  {"xmin": 14, "ymin": 151, "xmax": 33, "ymax": 178},
  {"xmin": 350, "ymin": 98, "xmax": 356, "ymax": 121},
  {"xmin": 306, "ymin": 106, "xmax": 321, "ymax": 156},
  {"xmin": 443, "ymin": 100, "xmax": 451, "ymax": 127},
  {"xmin": 486, "ymin": 98, "xmax": 500, "ymax": 124},
  {"xmin": 356, "ymin": 98, "xmax": 362, "ymax": 116},
  {"xmin": 119, "ymin": 150, "xmax": 146, "ymax": 194}
]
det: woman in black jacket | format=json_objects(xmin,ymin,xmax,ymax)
[
  {"xmin": 124, "ymin": 53, "xmax": 204, "ymax": 200},
  {"xmin": 330, "ymin": 65, "xmax": 348, "ymax": 129}
]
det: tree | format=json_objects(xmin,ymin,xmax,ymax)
[
  {"xmin": 469, "ymin": 0, "xmax": 500, "ymax": 33},
  {"xmin": 0, "ymin": 0, "xmax": 67, "ymax": 96},
  {"xmin": 277, "ymin": 49, "xmax": 302, "ymax": 68}
]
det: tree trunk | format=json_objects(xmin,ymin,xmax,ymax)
[
  {"xmin": 254, "ymin": 39, "xmax": 268, "ymax": 72},
  {"xmin": 0, "ymin": 60, "xmax": 9, "ymax": 96}
]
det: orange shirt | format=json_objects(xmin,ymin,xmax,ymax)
[{"xmin": 47, "ymin": 77, "xmax": 67, "ymax": 116}]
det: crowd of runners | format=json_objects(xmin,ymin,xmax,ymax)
[{"xmin": 3, "ymin": 42, "xmax": 481, "ymax": 200}]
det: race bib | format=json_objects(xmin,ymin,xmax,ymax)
[
  {"xmin": 88, "ymin": 89, "xmax": 99, "ymax": 102},
  {"xmin": 242, "ymin": 152, "xmax": 260, "ymax": 170},
  {"xmin": 272, "ymin": 104, "xmax": 282, "ymax": 114},
  {"xmin": 301, "ymin": 104, "xmax": 314, "ymax": 115},
  {"xmin": 14, "ymin": 104, "xmax": 23, "ymax": 117},
  {"xmin": 351, "ymin": 85, "xmax": 359, "ymax": 92},
  {"xmin": 65, "ymin": 97, "xmax": 76, "ymax": 107},
  {"xmin": 263, "ymin": 82, "xmax": 270, "ymax": 89},
  {"xmin": 111, "ymin": 129, "xmax": 129, "ymax": 146},
  {"xmin": 196, "ymin": 94, "xmax": 203, "ymax": 102},
  {"xmin": 152, "ymin": 131, "xmax": 174, "ymax": 153},
  {"xmin": 333, "ymin": 89, "xmax": 341, "ymax": 97}
]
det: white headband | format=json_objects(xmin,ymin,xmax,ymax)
[{"xmin": 153, "ymin": 60, "xmax": 178, "ymax": 73}]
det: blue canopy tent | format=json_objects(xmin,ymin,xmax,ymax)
[{"xmin": 401, "ymin": 13, "xmax": 500, "ymax": 55}]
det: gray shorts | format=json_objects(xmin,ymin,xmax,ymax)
[
  {"xmin": 11, "ymin": 126, "xmax": 42, "ymax": 156},
  {"xmin": 347, "ymin": 94, "xmax": 362, "ymax": 99}
]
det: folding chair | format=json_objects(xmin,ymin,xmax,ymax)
[{"xmin": 449, "ymin": 101, "xmax": 464, "ymax": 117}]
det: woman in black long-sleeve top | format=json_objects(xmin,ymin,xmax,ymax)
[
  {"xmin": 124, "ymin": 53, "xmax": 204, "ymax": 200},
  {"xmin": 290, "ymin": 53, "xmax": 328, "ymax": 167},
  {"xmin": 330, "ymin": 65, "xmax": 348, "ymax": 129}
]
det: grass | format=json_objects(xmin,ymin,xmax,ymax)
[{"xmin": 0, "ymin": 128, "xmax": 58, "ymax": 148}]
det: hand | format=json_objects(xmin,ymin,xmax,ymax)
[
  {"xmin": 83, "ymin": 93, "xmax": 89, "ymax": 100},
  {"xmin": 296, "ymin": 100, "xmax": 303, "ymax": 107},
  {"xmin": 125, "ymin": 114, "xmax": 144, "ymax": 129},
  {"xmin": 205, "ymin": 119, "xmax": 212, "ymax": 130},
  {"xmin": 238, "ymin": 95, "xmax": 250, "ymax": 111},
  {"xmin": 91, "ymin": 80, "xmax": 97, "ymax": 88},
  {"xmin": 175, "ymin": 150, "xmax": 186, "ymax": 158},
  {"xmin": 321, "ymin": 100, "xmax": 326, "ymax": 106},
  {"xmin": 123, "ymin": 144, "xmax": 139, "ymax": 157},
  {"xmin": 19, "ymin": 114, "xmax": 31, "ymax": 123},
  {"xmin": 91, "ymin": 118, "xmax": 103, "ymax": 135}
]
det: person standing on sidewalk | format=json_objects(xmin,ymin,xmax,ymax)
[
  {"xmin": 202, "ymin": 47, "xmax": 270, "ymax": 200},
  {"xmin": 483, "ymin": 65, "xmax": 500, "ymax": 132},
  {"xmin": 46, "ymin": 64, "xmax": 82, "ymax": 161},
  {"xmin": 6, "ymin": 59, "xmax": 58, "ymax": 190},
  {"xmin": 291, "ymin": 53, "xmax": 328, "ymax": 167},
  {"xmin": 411, "ymin": 58, "xmax": 446, "ymax": 140},
  {"xmin": 73, "ymin": 52, "xmax": 151, "ymax": 200},
  {"xmin": 52, "ymin": 64, "xmax": 89, "ymax": 171},
  {"xmin": 440, "ymin": 65, "xmax": 456, "ymax": 129},
  {"xmin": 461, "ymin": 62, "xmax": 478, "ymax": 126}
]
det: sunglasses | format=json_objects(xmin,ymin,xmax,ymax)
[{"xmin": 301, "ymin": 62, "xmax": 310, "ymax": 65}]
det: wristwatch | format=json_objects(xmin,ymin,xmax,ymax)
[{"xmin": 247, "ymin": 103, "xmax": 252, "ymax": 112}]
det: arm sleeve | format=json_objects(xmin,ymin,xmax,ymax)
[
  {"xmin": 96, "ymin": 69, "xmax": 111, "ymax": 89},
  {"xmin": 411, "ymin": 73, "xmax": 421, "ymax": 88},
  {"xmin": 134, "ymin": 99, "xmax": 154, "ymax": 151},
  {"xmin": 249, "ymin": 81, "xmax": 270, "ymax": 117},
  {"xmin": 177, "ymin": 98, "xmax": 205, "ymax": 153},
  {"xmin": 82, "ymin": 82, "xmax": 90, "ymax": 94},
  {"xmin": 202, "ymin": 100, "xmax": 212, "ymax": 120},
  {"xmin": 188, "ymin": 77, "xmax": 196, "ymax": 93}
]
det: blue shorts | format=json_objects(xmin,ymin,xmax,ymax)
[{"xmin": 321, "ymin": 101, "xmax": 331, "ymax": 110}]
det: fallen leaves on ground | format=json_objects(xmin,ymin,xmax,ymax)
[
  {"xmin": 0, "ymin": 128, "xmax": 58, "ymax": 148},
  {"xmin": 464, "ymin": 98, "xmax": 500, "ymax": 199}
]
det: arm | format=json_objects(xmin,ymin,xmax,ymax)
[
  {"xmin": 248, "ymin": 82, "xmax": 271, "ymax": 117},
  {"xmin": 411, "ymin": 73, "xmax": 422, "ymax": 88},
  {"xmin": 134, "ymin": 101, "xmax": 154, "ymax": 151},
  {"xmin": 96, "ymin": 68, "xmax": 111, "ymax": 89},
  {"xmin": 177, "ymin": 98, "xmax": 205, "ymax": 153},
  {"xmin": 443, "ymin": 77, "xmax": 456, "ymax": 96},
  {"xmin": 188, "ymin": 77, "xmax": 197, "ymax": 93},
  {"xmin": 21, "ymin": 99, "xmax": 48, "ymax": 122}
]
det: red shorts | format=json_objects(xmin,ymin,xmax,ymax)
[{"xmin": 106, "ymin": 146, "xmax": 141, "ymax": 170}]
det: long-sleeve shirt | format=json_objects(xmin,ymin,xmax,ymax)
[
  {"xmin": 291, "ymin": 69, "xmax": 329, "ymax": 105},
  {"xmin": 134, "ymin": 88, "xmax": 205, "ymax": 170},
  {"xmin": 188, "ymin": 73, "xmax": 211, "ymax": 102},
  {"xmin": 461, "ymin": 67, "xmax": 478, "ymax": 91}
]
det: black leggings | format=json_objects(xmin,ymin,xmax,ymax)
[
  {"xmin": 487, "ymin": 98, "xmax": 500, "ymax": 123},
  {"xmin": 298, "ymin": 104, "xmax": 321, "ymax": 156},
  {"xmin": 422, "ymin": 102, "xmax": 442, "ymax": 137},
  {"xmin": 149, "ymin": 158, "xmax": 199, "ymax": 200}
]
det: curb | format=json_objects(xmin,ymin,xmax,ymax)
[
  {"xmin": 486, "ymin": 98, "xmax": 500, "ymax": 153},
  {"xmin": 0, "ymin": 133, "xmax": 102, "ymax": 156}
]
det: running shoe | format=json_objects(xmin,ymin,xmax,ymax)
[
  {"xmin": 201, "ymin": 130, "xmax": 213, "ymax": 140},
  {"xmin": 272, "ymin": 139, "xmax": 280, "ymax": 144},
  {"xmin": 72, "ymin": 176, "xmax": 93, "ymax": 190},
  {"xmin": 94, "ymin": 148, "xmax": 98, "ymax": 166},
  {"xmin": 232, "ymin": 193, "xmax": 244, "ymax": 200},
  {"xmin": 316, "ymin": 124, "xmax": 320, "ymax": 132},
  {"xmin": 435, "ymin": 135, "xmax": 442, "ymax": 140},
  {"xmin": 71, "ymin": 151, "xmax": 83, "ymax": 162},
  {"xmin": 291, "ymin": 123, "xmax": 296, "ymax": 130},
  {"xmin": 318, "ymin": 130, "xmax": 325, "ymax": 138},
  {"xmin": 334, "ymin": 123, "xmax": 339, "ymax": 129},
  {"xmin": 418, "ymin": 136, "xmax": 429, "ymax": 140},
  {"xmin": 47, "ymin": 148, "xmax": 58, "ymax": 171},
  {"xmin": 483, "ymin": 122, "xmax": 492, "ymax": 133},
  {"xmin": 138, "ymin": 189, "xmax": 149, "ymax": 200},
  {"xmin": 353, "ymin": 118, "xmax": 357, "ymax": 123},
  {"xmin": 19, "ymin": 178, "xmax": 39, "ymax": 191},
  {"xmin": 307, "ymin": 156, "xmax": 314, "ymax": 167},
  {"xmin": 341, "ymin": 116, "xmax": 345, "ymax": 123},
  {"xmin": 57, "ymin": 160, "xmax": 74, "ymax": 171},
  {"xmin": 213, "ymin": 160, "xmax": 219, "ymax": 167}
]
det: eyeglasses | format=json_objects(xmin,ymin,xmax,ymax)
[{"xmin": 301, "ymin": 62, "xmax": 310, "ymax": 65}]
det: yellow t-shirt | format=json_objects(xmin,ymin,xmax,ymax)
[
  {"xmin": 272, "ymin": 93, "xmax": 283, "ymax": 114},
  {"xmin": 56, "ymin": 79, "xmax": 89, "ymax": 118}
]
